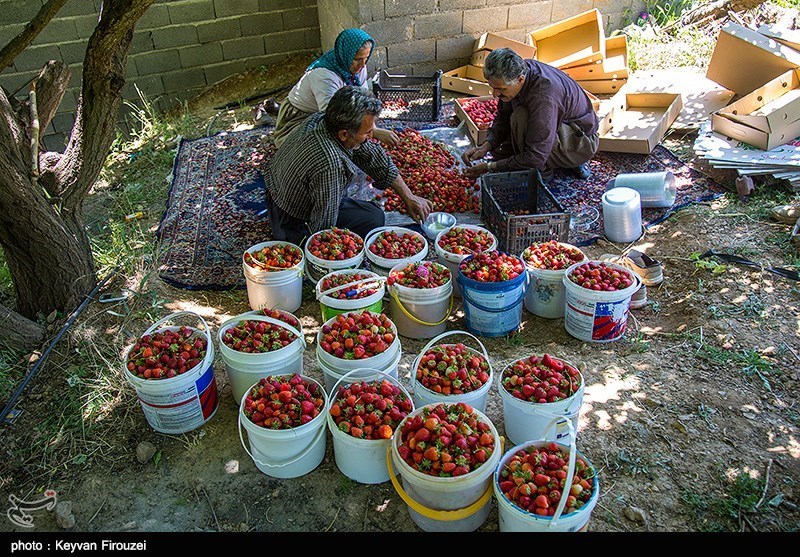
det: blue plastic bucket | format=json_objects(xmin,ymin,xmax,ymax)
[{"xmin": 456, "ymin": 254, "xmax": 529, "ymax": 337}]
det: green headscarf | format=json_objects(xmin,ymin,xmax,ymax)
[{"xmin": 307, "ymin": 28, "xmax": 374, "ymax": 86}]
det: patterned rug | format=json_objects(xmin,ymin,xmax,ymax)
[{"xmin": 156, "ymin": 127, "xmax": 274, "ymax": 290}]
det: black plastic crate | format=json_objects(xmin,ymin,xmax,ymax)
[
  {"xmin": 372, "ymin": 70, "xmax": 442, "ymax": 122},
  {"xmin": 480, "ymin": 170, "xmax": 570, "ymax": 255}
]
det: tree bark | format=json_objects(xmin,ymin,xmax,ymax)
[
  {"xmin": 0, "ymin": 0, "xmax": 69, "ymax": 74},
  {"xmin": 678, "ymin": 0, "xmax": 765, "ymax": 27},
  {"xmin": 0, "ymin": 303, "xmax": 44, "ymax": 352}
]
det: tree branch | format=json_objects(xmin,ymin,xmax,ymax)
[
  {"xmin": 0, "ymin": 303, "xmax": 45, "ymax": 352},
  {"xmin": 0, "ymin": 0, "xmax": 70, "ymax": 73},
  {"xmin": 29, "ymin": 61, "xmax": 71, "ymax": 134}
]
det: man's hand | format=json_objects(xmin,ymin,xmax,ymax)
[
  {"xmin": 403, "ymin": 194, "xmax": 433, "ymax": 224},
  {"xmin": 373, "ymin": 127, "xmax": 400, "ymax": 148},
  {"xmin": 463, "ymin": 161, "xmax": 490, "ymax": 179},
  {"xmin": 461, "ymin": 142, "xmax": 491, "ymax": 167}
]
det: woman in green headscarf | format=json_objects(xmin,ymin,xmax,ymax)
[{"xmin": 273, "ymin": 28, "xmax": 399, "ymax": 148}]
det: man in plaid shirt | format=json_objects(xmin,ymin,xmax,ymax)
[{"xmin": 264, "ymin": 86, "xmax": 432, "ymax": 245}]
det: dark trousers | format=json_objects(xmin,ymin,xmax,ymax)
[{"xmin": 265, "ymin": 190, "xmax": 385, "ymax": 246}]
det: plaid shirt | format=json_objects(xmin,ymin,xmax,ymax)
[{"xmin": 264, "ymin": 112, "xmax": 399, "ymax": 232}]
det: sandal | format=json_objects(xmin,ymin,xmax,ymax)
[{"xmin": 599, "ymin": 249, "xmax": 664, "ymax": 286}]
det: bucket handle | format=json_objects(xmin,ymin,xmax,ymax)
[
  {"xmin": 388, "ymin": 287, "xmax": 453, "ymax": 327},
  {"xmin": 363, "ymin": 225, "xmax": 423, "ymax": 251},
  {"xmin": 384, "ymin": 438, "xmax": 504, "ymax": 522},
  {"xmin": 219, "ymin": 314, "xmax": 307, "ymax": 351},
  {"xmin": 238, "ymin": 410, "xmax": 326, "ymax": 470},
  {"xmin": 328, "ymin": 367, "xmax": 404, "ymax": 404},
  {"xmin": 539, "ymin": 416, "xmax": 578, "ymax": 528},
  {"xmin": 411, "ymin": 330, "xmax": 492, "ymax": 388},
  {"xmin": 456, "ymin": 272, "xmax": 529, "ymax": 314},
  {"xmin": 246, "ymin": 265, "xmax": 304, "ymax": 284},
  {"xmin": 140, "ymin": 311, "xmax": 215, "ymax": 370},
  {"xmin": 315, "ymin": 276, "xmax": 387, "ymax": 301}
]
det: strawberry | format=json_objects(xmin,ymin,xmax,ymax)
[
  {"xmin": 243, "ymin": 374, "xmax": 325, "ymax": 430},
  {"xmin": 329, "ymin": 379, "xmax": 412, "ymax": 440}
]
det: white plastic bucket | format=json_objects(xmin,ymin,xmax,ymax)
[
  {"xmin": 242, "ymin": 241, "xmax": 304, "ymax": 312},
  {"xmin": 493, "ymin": 419, "xmax": 599, "ymax": 532},
  {"xmin": 387, "ymin": 262, "xmax": 453, "ymax": 340},
  {"xmin": 326, "ymin": 368, "xmax": 415, "ymax": 484},
  {"xmin": 315, "ymin": 269, "xmax": 386, "ymax": 322},
  {"xmin": 388, "ymin": 404, "xmax": 502, "ymax": 532},
  {"xmin": 434, "ymin": 225, "xmax": 497, "ymax": 298},
  {"xmin": 497, "ymin": 358, "xmax": 584, "ymax": 444},
  {"xmin": 238, "ymin": 375, "xmax": 328, "ymax": 479},
  {"xmin": 304, "ymin": 229, "xmax": 365, "ymax": 284},
  {"xmin": 562, "ymin": 261, "xmax": 641, "ymax": 343},
  {"xmin": 456, "ymin": 253, "xmax": 529, "ymax": 338},
  {"xmin": 522, "ymin": 243, "xmax": 587, "ymax": 319},
  {"xmin": 315, "ymin": 311, "xmax": 401, "ymax": 377},
  {"xmin": 364, "ymin": 226, "xmax": 429, "ymax": 277},
  {"xmin": 410, "ymin": 331, "xmax": 493, "ymax": 413},
  {"xmin": 318, "ymin": 346, "xmax": 401, "ymax": 393},
  {"xmin": 123, "ymin": 311, "xmax": 218, "ymax": 435},
  {"xmin": 218, "ymin": 314, "xmax": 306, "ymax": 403}
]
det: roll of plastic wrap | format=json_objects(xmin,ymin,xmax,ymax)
[
  {"xmin": 602, "ymin": 187, "xmax": 642, "ymax": 244},
  {"xmin": 605, "ymin": 171, "xmax": 676, "ymax": 208}
]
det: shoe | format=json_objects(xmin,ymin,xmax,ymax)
[
  {"xmin": 629, "ymin": 284, "xmax": 647, "ymax": 309},
  {"xmin": 771, "ymin": 204, "xmax": 800, "ymax": 224},
  {"xmin": 572, "ymin": 163, "xmax": 592, "ymax": 180},
  {"xmin": 540, "ymin": 168, "xmax": 554, "ymax": 183},
  {"xmin": 599, "ymin": 249, "xmax": 664, "ymax": 286}
]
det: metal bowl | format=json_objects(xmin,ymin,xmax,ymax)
[{"xmin": 422, "ymin": 212, "xmax": 457, "ymax": 240}]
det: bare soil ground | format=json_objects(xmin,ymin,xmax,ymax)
[{"xmin": 1, "ymin": 49, "xmax": 799, "ymax": 536}]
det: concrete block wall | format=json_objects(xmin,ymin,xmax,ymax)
[
  {"xmin": 0, "ymin": 0, "xmax": 321, "ymax": 151},
  {"xmin": 317, "ymin": 0, "xmax": 646, "ymax": 77}
]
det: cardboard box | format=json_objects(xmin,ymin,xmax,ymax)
[
  {"xmin": 711, "ymin": 68, "xmax": 800, "ymax": 150},
  {"xmin": 470, "ymin": 49, "xmax": 490, "ymax": 67},
  {"xmin": 563, "ymin": 35, "xmax": 628, "ymax": 81},
  {"xmin": 442, "ymin": 65, "xmax": 493, "ymax": 96},
  {"xmin": 454, "ymin": 95, "xmax": 495, "ymax": 146},
  {"xmin": 598, "ymin": 91, "xmax": 683, "ymax": 154},
  {"xmin": 577, "ymin": 78, "xmax": 627, "ymax": 95},
  {"xmin": 529, "ymin": 9, "xmax": 605, "ymax": 69},
  {"xmin": 706, "ymin": 22, "xmax": 800, "ymax": 97},
  {"xmin": 583, "ymin": 89, "xmax": 602, "ymax": 113},
  {"xmin": 473, "ymin": 32, "xmax": 537, "ymax": 59}
]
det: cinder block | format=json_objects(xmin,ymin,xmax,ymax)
[
  {"xmin": 151, "ymin": 26, "xmax": 199, "ymax": 50},
  {"xmin": 34, "ymin": 19, "xmax": 79, "ymax": 44},
  {"xmin": 439, "ymin": 0, "xmax": 486, "ymax": 10},
  {"xmin": 493, "ymin": 0, "xmax": 534, "ymax": 4},
  {"xmin": 259, "ymin": 0, "xmax": 298, "ymax": 9},
  {"xmin": 283, "ymin": 7, "xmax": 319, "ymax": 30},
  {"xmin": 67, "ymin": 63, "xmax": 82, "ymax": 89},
  {"xmin": 593, "ymin": 0, "xmax": 636, "ymax": 17},
  {"xmin": 169, "ymin": 0, "xmax": 216, "ymax": 24},
  {"xmin": 408, "ymin": 60, "xmax": 449, "ymax": 76},
  {"xmin": 240, "ymin": 13, "xmax": 284, "ymax": 36},
  {"xmin": 59, "ymin": 89, "xmax": 78, "ymax": 112},
  {"xmin": 387, "ymin": 38, "xmax": 435, "ymax": 67},
  {"xmin": 214, "ymin": 0, "xmax": 259, "ymax": 17},
  {"xmin": 59, "ymin": 0, "xmax": 100, "ymax": 17},
  {"xmin": 0, "ymin": 24, "xmax": 24, "ymax": 49},
  {"xmin": 264, "ymin": 30, "xmax": 307, "ymax": 54},
  {"xmin": 363, "ymin": 19, "xmax": 413, "ymax": 46},
  {"xmin": 508, "ymin": 2, "xmax": 553, "ymax": 27},
  {"xmin": 134, "ymin": 49, "xmax": 182, "ymax": 76},
  {"xmin": 51, "ymin": 112, "xmax": 76, "ymax": 134},
  {"xmin": 305, "ymin": 28, "xmax": 321, "ymax": 49},
  {"xmin": 136, "ymin": 4, "xmax": 172, "ymax": 30},
  {"xmin": 203, "ymin": 59, "xmax": 247, "ymax": 86},
  {"xmin": 367, "ymin": 46, "xmax": 388, "ymax": 73},
  {"xmin": 197, "ymin": 18, "xmax": 241, "ymax": 44},
  {"xmin": 360, "ymin": 0, "xmax": 385, "ymax": 22},
  {"xmin": 0, "ymin": 71, "xmax": 39, "ymax": 97},
  {"xmin": 131, "ymin": 31, "xmax": 154, "ymax": 54},
  {"xmin": 605, "ymin": 11, "xmax": 628, "ymax": 34},
  {"xmin": 502, "ymin": 28, "xmax": 531, "ymax": 44},
  {"xmin": 551, "ymin": 0, "xmax": 593, "ymax": 22},
  {"xmin": 179, "ymin": 43, "xmax": 224, "ymax": 67},
  {"xmin": 13, "ymin": 45, "xmax": 63, "ymax": 73},
  {"xmin": 415, "ymin": 13, "xmax": 463, "ymax": 39},
  {"xmin": 58, "ymin": 41, "xmax": 89, "ymax": 65},
  {"xmin": 123, "ymin": 74, "xmax": 165, "ymax": 99},
  {"xmin": 42, "ymin": 133, "xmax": 67, "ymax": 153},
  {"xmin": 74, "ymin": 14, "xmax": 101, "ymax": 37},
  {"xmin": 436, "ymin": 34, "xmax": 475, "ymax": 61},
  {"xmin": 162, "ymin": 68, "xmax": 207, "ymax": 92},
  {"xmin": 384, "ymin": 0, "xmax": 436, "ymax": 18},
  {"xmin": 245, "ymin": 53, "xmax": 289, "ymax": 71},
  {"xmin": 0, "ymin": 2, "xmax": 44, "ymax": 26},
  {"xmin": 463, "ymin": 7, "xmax": 510, "ymax": 34},
  {"xmin": 221, "ymin": 36, "xmax": 265, "ymax": 60}
]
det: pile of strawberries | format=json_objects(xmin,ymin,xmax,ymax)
[
  {"xmin": 329, "ymin": 379, "xmax": 413, "ymax": 440},
  {"xmin": 259, "ymin": 308, "xmax": 301, "ymax": 329},
  {"xmin": 497, "ymin": 442, "xmax": 596, "ymax": 516},
  {"xmin": 243, "ymin": 374, "xmax": 325, "ymax": 430},
  {"xmin": 396, "ymin": 402, "xmax": 495, "ymax": 477},
  {"xmin": 437, "ymin": 226, "xmax": 495, "ymax": 256},
  {"xmin": 459, "ymin": 97, "xmax": 498, "ymax": 130},
  {"xmin": 221, "ymin": 319, "xmax": 298, "ymax": 353},
  {"xmin": 567, "ymin": 261, "xmax": 635, "ymax": 292},
  {"xmin": 126, "ymin": 326, "xmax": 207, "ymax": 380},
  {"xmin": 415, "ymin": 343, "xmax": 490, "ymax": 395},
  {"xmin": 318, "ymin": 272, "xmax": 380, "ymax": 300},
  {"xmin": 244, "ymin": 243, "xmax": 303, "ymax": 271},
  {"xmin": 368, "ymin": 229, "xmax": 425, "ymax": 260},
  {"xmin": 306, "ymin": 227, "xmax": 363, "ymax": 261},
  {"xmin": 522, "ymin": 241, "xmax": 585, "ymax": 271},
  {"xmin": 380, "ymin": 129, "xmax": 480, "ymax": 214},
  {"xmin": 501, "ymin": 354, "xmax": 581, "ymax": 404},
  {"xmin": 459, "ymin": 251, "xmax": 525, "ymax": 283},
  {"xmin": 387, "ymin": 261, "xmax": 451, "ymax": 289},
  {"xmin": 318, "ymin": 311, "xmax": 396, "ymax": 360}
]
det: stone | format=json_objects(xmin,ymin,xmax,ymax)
[
  {"xmin": 55, "ymin": 501, "xmax": 75, "ymax": 529},
  {"xmin": 136, "ymin": 441, "xmax": 157, "ymax": 463},
  {"xmin": 624, "ymin": 505, "xmax": 647, "ymax": 524}
]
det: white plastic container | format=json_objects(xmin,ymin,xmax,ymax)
[
  {"xmin": 434, "ymin": 225, "xmax": 497, "ymax": 298},
  {"xmin": 123, "ymin": 311, "xmax": 219, "ymax": 435},
  {"xmin": 602, "ymin": 187, "xmax": 642, "ymax": 244},
  {"xmin": 238, "ymin": 375, "xmax": 328, "ymax": 479},
  {"xmin": 562, "ymin": 260, "xmax": 641, "ymax": 343},
  {"xmin": 606, "ymin": 171, "xmax": 676, "ymax": 208},
  {"xmin": 387, "ymin": 261, "xmax": 453, "ymax": 340},
  {"xmin": 303, "ymin": 229, "xmax": 365, "ymax": 284},
  {"xmin": 364, "ymin": 226, "xmax": 429, "ymax": 277},
  {"xmin": 218, "ymin": 314, "xmax": 306, "ymax": 403},
  {"xmin": 410, "ymin": 331, "xmax": 493, "ymax": 413},
  {"xmin": 315, "ymin": 269, "xmax": 386, "ymax": 322},
  {"xmin": 326, "ymin": 368, "xmax": 414, "ymax": 484},
  {"xmin": 242, "ymin": 241, "xmax": 304, "ymax": 312},
  {"xmin": 522, "ymin": 243, "xmax": 587, "ymax": 319},
  {"xmin": 318, "ymin": 346, "xmax": 401, "ymax": 393}
]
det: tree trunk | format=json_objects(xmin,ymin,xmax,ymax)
[
  {"xmin": 0, "ymin": 0, "xmax": 155, "ymax": 320},
  {"xmin": 678, "ymin": 0, "xmax": 765, "ymax": 27},
  {"xmin": 0, "ymin": 303, "xmax": 44, "ymax": 352}
]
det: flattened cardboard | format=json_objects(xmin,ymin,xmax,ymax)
[
  {"xmin": 625, "ymin": 69, "xmax": 735, "ymax": 131},
  {"xmin": 454, "ymin": 95, "xmax": 495, "ymax": 146},
  {"xmin": 757, "ymin": 24, "xmax": 800, "ymax": 52},
  {"xmin": 583, "ymin": 89, "xmax": 602, "ymax": 113},
  {"xmin": 716, "ymin": 68, "xmax": 800, "ymax": 132},
  {"xmin": 473, "ymin": 32, "xmax": 537, "ymax": 59},
  {"xmin": 563, "ymin": 35, "xmax": 628, "ymax": 81},
  {"xmin": 577, "ymin": 78, "xmax": 627, "ymax": 94},
  {"xmin": 706, "ymin": 22, "xmax": 800, "ymax": 96},
  {"xmin": 529, "ymin": 9, "xmax": 606, "ymax": 69},
  {"xmin": 598, "ymin": 92, "xmax": 683, "ymax": 154},
  {"xmin": 442, "ymin": 65, "xmax": 492, "ymax": 96},
  {"xmin": 710, "ymin": 112, "xmax": 800, "ymax": 151}
]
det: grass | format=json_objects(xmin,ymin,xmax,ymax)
[
  {"xmin": 681, "ymin": 469, "xmax": 765, "ymax": 531},
  {"xmin": 613, "ymin": 448, "xmax": 672, "ymax": 479}
]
